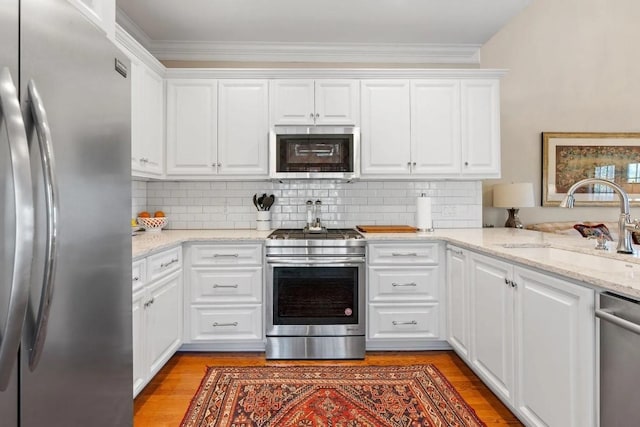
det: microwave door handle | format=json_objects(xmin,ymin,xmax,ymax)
[
  {"xmin": 23, "ymin": 80, "xmax": 59, "ymax": 371},
  {"xmin": 0, "ymin": 68, "xmax": 35, "ymax": 390}
]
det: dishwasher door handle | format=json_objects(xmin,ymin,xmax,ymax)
[{"xmin": 596, "ymin": 308, "xmax": 640, "ymax": 336}]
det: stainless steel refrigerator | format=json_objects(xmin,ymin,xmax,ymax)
[{"xmin": 0, "ymin": 0, "xmax": 132, "ymax": 425}]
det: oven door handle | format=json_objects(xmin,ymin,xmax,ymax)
[{"xmin": 267, "ymin": 257, "xmax": 365, "ymax": 265}]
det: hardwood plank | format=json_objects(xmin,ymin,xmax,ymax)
[{"xmin": 134, "ymin": 351, "xmax": 523, "ymax": 426}]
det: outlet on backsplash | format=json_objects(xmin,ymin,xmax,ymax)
[{"xmin": 442, "ymin": 205, "xmax": 458, "ymax": 217}]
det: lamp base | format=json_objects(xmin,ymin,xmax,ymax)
[{"xmin": 504, "ymin": 208, "xmax": 524, "ymax": 228}]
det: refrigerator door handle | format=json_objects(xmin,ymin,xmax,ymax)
[
  {"xmin": 0, "ymin": 67, "xmax": 35, "ymax": 390},
  {"xmin": 23, "ymin": 79, "xmax": 59, "ymax": 371}
]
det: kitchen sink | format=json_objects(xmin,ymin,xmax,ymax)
[{"xmin": 497, "ymin": 245, "xmax": 640, "ymax": 280}]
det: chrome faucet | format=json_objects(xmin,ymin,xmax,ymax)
[{"xmin": 560, "ymin": 178, "xmax": 635, "ymax": 254}]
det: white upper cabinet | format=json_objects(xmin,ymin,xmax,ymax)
[
  {"xmin": 362, "ymin": 77, "xmax": 501, "ymax": 179},
  {"xmin": 166, "ymin": 79, "xmax": 218, "ymax": 176},
  {"xmin": 217, "ymin": 80, "xmax": 269, "ymax": 176},
  {"xmin": 411, "ymin": 80, "xmax": 461, "ymax": 175},
  {"xmin": 116, "ymin": 31, "xmax": 165, "ymax": 179},
  {"xmin": 130, "ymin": 60, "xmax": 164, "ymax": 178},
  {"xmin": 270, "ymin": 79, "xmax": 358, "ymax": 125},
  {"xmin": 166, "ymin": 79, "xmax": 269, "ymax": 177},
  {"xmin": 360, "ymin": 80, "xmax": 412, "ymax": 175},
  {"xmin": 461, "ymin": 79, "xmax": 501, "ymax": 177}
]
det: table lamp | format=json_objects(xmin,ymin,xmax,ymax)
[{"xmin": 493, "ymin": 183, "xmax": 535, "ymax": 228}]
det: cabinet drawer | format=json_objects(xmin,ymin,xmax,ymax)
[
  {"xmin": 368, "ymin": 304, "xmax": 440, "ymax": 340},
  {"xmin": 368, "ymin": 266, "xmax": 438, "ymax": 302},
  {"xmin": 132, "ymin": 259, "xmax": 146, "ymax": 291},
  {"xmin": 368, "ymin": 243, "xmax": 439, "ymax": 265},
  {"xmin": 147, "ymin": 246, "xmax": 182, "ymax": 282},
  {"xmin": 191, "ymin": 244, "xmax": 262, "ymax": 266},
  {"xmin": 191, "ymin": 267, "xmax": 262, "ymax": 303},
  {"xmin": 189, "ymin": 305, "xmax": 262, "ymax": 341}
]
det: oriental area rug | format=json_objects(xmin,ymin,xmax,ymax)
[{"xmin": 180, "ymin": 365, "xmax": 486, "ymax": 427}]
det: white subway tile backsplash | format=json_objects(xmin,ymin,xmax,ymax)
[{"xmin": 138, "ymin": 179, "xmax": 482, "ymax": 230}]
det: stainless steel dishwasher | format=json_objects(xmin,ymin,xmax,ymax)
[{"xmin": 596, "ymin": 292, "xmax": 640, "ymax": 426}]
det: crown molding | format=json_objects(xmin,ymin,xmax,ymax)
[
  {"xmin": 115, "ymin": 24, "xmax": 166, "ymax": 76},
  {"xmin": 116, "ymin": 8, "xmax": 153, "ymax": 49},
  {"xmin": 164, "ymin": 68, "xmax": 507, "ymax": 80},
  {"xmin": 149, "ymin": 41, "xmax": 481, "ymax": 64}
]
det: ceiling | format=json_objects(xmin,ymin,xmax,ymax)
[{"xmin": 116, "ymin": 0, "xmax": 532, "ymax": 64}]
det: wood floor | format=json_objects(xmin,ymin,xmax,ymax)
[{"xmin": 134, "ymin": 351, "xmax": 523, "ymax": 426}]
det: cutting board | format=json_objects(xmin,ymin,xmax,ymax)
[{"xmin": 356, "ymin": 225, "xmax": 417, "ymax": 233}]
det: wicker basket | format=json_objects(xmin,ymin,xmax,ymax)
[{"xmin": 137, "ymin": 216, "xmax": 168, "ymax": 232}]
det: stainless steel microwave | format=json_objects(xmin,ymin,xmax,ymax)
[{"xmin": 269, "ymin": 126, "xmax": 360, "ymax": 180}]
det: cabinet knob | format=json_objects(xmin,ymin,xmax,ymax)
[
  {"xmin": 315, "ymin": 113, "xmax": 319, "ymax": 119},
  {"xmin": 464, "ymin": 161, "xmax": 469, "ymax": 166},
  {"xmin": 309, "ymin": 113, "xmax": 314, "ymax": 119}
]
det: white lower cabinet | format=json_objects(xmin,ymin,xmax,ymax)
[
  {"xmin": 468, "ymin": 252, "xmax": 515, "ymax": 403},
  {"xmin": 366, "ymin": 242, "xmax": 447, "ymax": 350},
  {"xmin": 183, "ymin": 243, "xmax": 264, "ymax": 351},
  {"xmin": 513, "ymin": 267, "xmax": 595, "ymax": 427},
  {"xmin": 447, "ymin": 245, "xmax": 595, "ymax": 427},
  {"xmin": 132, "ymin": 247, "xmax": 183, "ymax": 398},
  {"xmin": 445, "ymin": 246, "xmax": 469, "ymax": 359}
]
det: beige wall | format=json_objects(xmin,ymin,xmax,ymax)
[{"xmin": 480, "ymin": 0, "xmax": 640, "ymax": 227}]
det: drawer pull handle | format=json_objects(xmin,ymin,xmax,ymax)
[
  {"xmin": 391, "ymin": 252, "xmax": 418, "ymax": 257},
  {"xmin": 392, "ymin": 282, "xmax": 417, "ymax": 287},
  {"xmin": 392, "ymin": 320, "xmax": 417, "ymax": 326},
  {"xmin": 132, "ymin": 276, "xmax": 139, "ymax": 282},
  {"xmin": 212, "ymin": 322, "xmax": 238, "ymax": 327},
  {"xmin": 211, "ymin": 254, "xmax": 240, "ymax": 258},
  {"xmin": 160, "ymin": 258, "xmax": 179, "ymax": 268},
  {"xmin": 144, "ymin": 297, "xmax": 155, "ymax": 308},
  {"xmin": 213, "ymin": 284, "xmax": 239, "ymax": 288},
  {"xmin": 448, "ymin": 248, "xmax": 464, "ymax": 255}
]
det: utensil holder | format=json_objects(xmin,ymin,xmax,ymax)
[{"xmin": 256, "ymin": 211, "xmax": 271, "ymax": 231}]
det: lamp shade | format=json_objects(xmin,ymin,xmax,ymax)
[{"xmin": 493, "ymin": 183, "xmax": 535, "ymax": 208}]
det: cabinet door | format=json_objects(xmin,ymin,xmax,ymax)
[
  {"xmin": 514, "ymin": 267, "xmax": 595, "ymax": 427},
  {"xmin": 217, "ymin": 80, "xmax": 269, "ymax": 176},
  {"xmin": 138, "ymin": 64, "xmax": 164, "ymax": 176},
  {"xmin": 446, "ymin": 246, "xmax": 469, "ymax": 359},
  {"xmin": 130, "ymin": 60, "xmax": 145, "ymax": 174},
  {"xmin": 166, "ymin": 79, "xmax": 217, "ymax": 175},
  {"xmin": 360, "ymin": 80, "xmax": 411, "ymax": 175},
  {"xmin": 411, "ymin": 80, "xmax": 461, "ymax": 175},
  {"xmin": 314, "ymin": 80, "xmax": 359, "ymax": 125},
  {"xmin": 461, "ymin": 79, "xmax": 500, "ymax": 177},
  {"xmin": 469, "ymin": 252, "xmax": 514, "ymax": 404},
  {"xmin": 270, "ymin": 80, "xmax": 314, "ymax": 125},
  {"xmin": 146, "ymin": 271, "xmax": 182, "ymax": 378},
  {"xmin": 132, "ymin": 288, "xmax": 146, "ymax": 397}
]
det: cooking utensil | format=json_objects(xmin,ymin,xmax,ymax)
[
  {"xmin": 257, "ymin": 193, "xmax": 266, "ymax": 211},
  {"xmin": 263, "ymin": 194, "xmax": 275, "ymax": 211},
  {"xmin": 253, "ymin": 194, "xmax": 259, "ymax": 211}
]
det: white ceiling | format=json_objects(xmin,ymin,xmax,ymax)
[{"xmin": 116, "ymin": 0, "xmax": 532, "ymax": 63}]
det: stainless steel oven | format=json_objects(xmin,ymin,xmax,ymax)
[
  {"xmin": 269, "ymin": 126, "xmax": 360, "ymax": 180},
  {"xmin": 265, "ymin": 229, "xmax": 365, "ymax": 359}
]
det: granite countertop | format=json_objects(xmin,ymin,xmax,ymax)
[{"xmin": 132, "ymin": 228, "xmax": 640, "ymax": 299}]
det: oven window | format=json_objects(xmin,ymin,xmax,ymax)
[
  {"xmin": 273, "ymin": 266, "xmax": 359, "ymax": 325},
  {"xmin": 276, "ymin": 134, "xmax": 353, "ymax": 173}
]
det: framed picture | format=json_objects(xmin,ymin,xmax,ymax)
[{"xmin": 542, "ymin": 132, "xmax": 640, "ymax": 206}]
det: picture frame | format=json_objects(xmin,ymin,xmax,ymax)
[{"xmin": 542, "ymin": 132, "xmax": 640, "ymax": 206}]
